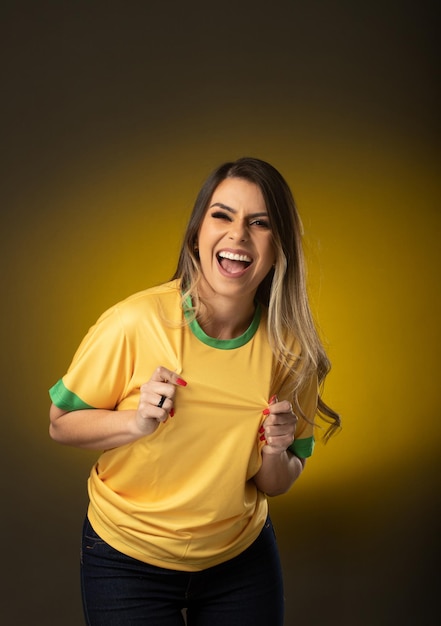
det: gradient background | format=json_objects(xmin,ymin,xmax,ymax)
[{"xmin": 2, "ymin": 1, "xmax": 439, "ymax": 624}]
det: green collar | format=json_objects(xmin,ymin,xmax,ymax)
[{"xmin": 183, "ymin": 296, "xmax": 261, "ymax": 350}]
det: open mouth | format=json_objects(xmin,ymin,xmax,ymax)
[{"xmin": 217, "ymin": 250, "xmax": 253, "ymax": 275}]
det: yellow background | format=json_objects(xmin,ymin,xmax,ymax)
[{"xmin": 2, "ymin": 2, "xmax": 439, "ymax": 624}]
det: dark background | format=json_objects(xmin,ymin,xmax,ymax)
[{"xmin": 2, "ymin": 1, "xmax": 439, "ymax": 624}]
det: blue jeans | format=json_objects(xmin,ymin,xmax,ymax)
[{"xmin": 80, "ymin": 516, "xmax": 284, "ymax": 625}]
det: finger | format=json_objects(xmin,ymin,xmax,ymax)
[
  {"xmin": 269, "ymin": 418, "xmax": 296, "ymax": 433},
  {"xmin": 154, "ymin": 393, "xmax": 174, "ymax": 415},
  {"xmin": 265, "ymin": 428, "xmax": 296, "ymax": 449},
  {"xmin": 150, "ymin": 366, "xmax": 187, "ymax": 387},
  {"xmin": 262, "ymin": 411, "xmax": 298, "ymax": 429},
  {"xmin": 274, "ymin": 399, "xmax": 294, "ymax": 414},
  {"xmin": 157, "ymin": 394, "xmax": 167, "ymax": 408},
  {"xmin": 138, "ymin": 400, "xmax": 173, "ymax": 424},
  {"xmin": 262, "ymin": 399, "xmax": 292, "ymax": 416},
  {"xmin": 262, "ymin": 411, "xmax": 297, "ymax": 440},
  {"xmin": 139, "ymin": 386, "xmax": 173, "ymax": 421},
  {"xmin": 140, "ymin": 381, "xmax": 176, "ymax": 405}
]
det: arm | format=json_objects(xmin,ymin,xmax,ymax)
[
  {"xmin": 49, "ymin": 367, "xmax": 187, "ymax": 450},
  {"xmin": 253, "ymin": 399, "xmax": 306, "ymax": 496},
  {"xmin": 49, "ymin": 405, "xmax": 140, "ymax": 450}
]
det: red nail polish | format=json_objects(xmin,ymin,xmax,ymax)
[
  {"xmin": 269, "ymin": 395, "xmax": 277, "ymax": 404},
  {"xmin": 176, "ymin": 377, "xmax": 187, "ymax": 387},
  {"xmin": 262, "ymin": 408, "xmax": 270, "ymax": 415},
  {"xmin": 259, "ymin": 434, "xmax": 267, "ymax": 442},
  {"xmin": 259, "ymin": 426, "xmax": 265, "ymax": 434},
  {"xmin": 170, "ymin": 408, "xmax": 175, "ymax": 418}
]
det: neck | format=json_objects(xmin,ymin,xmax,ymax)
[{"xmin": 197, "ymin": 293, "xmax": 256, "ymax": 340}]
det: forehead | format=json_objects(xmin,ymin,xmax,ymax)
[{"xmin": 209, "ymin": 177, "xmax": 267, "ymax": 211}]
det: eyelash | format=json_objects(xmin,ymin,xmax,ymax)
[
  {"xmin": 211, "ymin": 212, "xmax": 270, "ymax": 229},
  {"xmin": 211, "ymin": 211, "xmax": 232, "ymax": 221},
  {"xmin": 250, "ymin": 219, "xmax": 270, "ymax": 229}
]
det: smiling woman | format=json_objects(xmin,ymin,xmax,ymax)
[
  {"xmin": 195, "ymin": 177, "xmax": 276, "ymax": 335},
  {"xmin": 49, "ymin": 156, "xmax": 340, "ymax": 626}
]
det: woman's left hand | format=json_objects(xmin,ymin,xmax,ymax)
[{"xmin": 259, "ymin": 398, "xmax": 298, "ymax": 456}]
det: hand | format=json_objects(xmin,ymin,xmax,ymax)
[
  {"xmin": 135, "ymin": 366, "xmax": 187, "ymax": 436},
  {"xmin": 259, "ymin": 396, "xmax": 298, "ymax": 456}
]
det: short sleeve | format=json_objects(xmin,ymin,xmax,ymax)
[{"xmin": 49, "ymin": 305, "xmax": 133, "ymax": 411}]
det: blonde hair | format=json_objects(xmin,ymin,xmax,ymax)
[{"xmin": 173, "ymin": 157, "xmax": 341, "ymax": 440}]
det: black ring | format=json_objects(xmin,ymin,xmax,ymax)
[{"xmin": 157, "ymin": 395, "xmax": 166, "ymax": 408}]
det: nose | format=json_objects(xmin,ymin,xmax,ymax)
[{"xmin": 228, "ymin": 220, "xmax": 248, "ymax": 242}]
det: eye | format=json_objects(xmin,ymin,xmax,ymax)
[
  {"xmin": 250, "ymin": 218, "xmax": 270, "ymax": 229},
  {"xmin": 211, "ymin": 211, "xmax": 232, "ymax": 221}
]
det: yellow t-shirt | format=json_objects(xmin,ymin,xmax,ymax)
[{"xmin": 49, "ymin": 280, "xmax": 317, "ymax": 571}]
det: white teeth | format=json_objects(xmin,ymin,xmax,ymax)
[{"xmin": 218, "ymin": 251, "xmax": 252, "ymax": 263}]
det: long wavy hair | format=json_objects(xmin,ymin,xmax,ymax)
[{"xmin": 172, "ymin": 157, "xmax": 341, "ymax": 440}]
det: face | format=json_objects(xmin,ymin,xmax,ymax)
[{"xmin": 196, "ymin": 177, "xmax": 275, "ymax": 304}]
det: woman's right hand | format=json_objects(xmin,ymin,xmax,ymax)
[
  {"xmin": 135, "ymin": 366, "xmax": 187, "ymax": 436},
  {"xmin": 49, "ymin": 366, "xmax": 187, "ymax": 450}
]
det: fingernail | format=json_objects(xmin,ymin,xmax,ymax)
[
  {"xmin": 262, "ymin": 408, "xmax": 270, "ymax": 415},
  {"xmin": 259, "ymin": 426, "xmax": 265, "ymax": 434},
  {"xmin": 259, "ymin": 434, "xmax": 267, "ymax": 442},
  {"xmin": 269, "ymin": 395, "xmax": 277, "ymax": 404},
  {"xmin": 170, "ymin": 408, "xmax": 175, "ymax": 418},
  {"xmin": 176, "ymin": 377, "xmax": 187, "ymax": 387}
]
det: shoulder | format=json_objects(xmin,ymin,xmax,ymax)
[
  {"xmin": 107, "ymin": 280, "xmax": 182, "ymax": 327},
  {"xmin": 116, "ymin": 280, "xmax": 181, "ymax": 309}
]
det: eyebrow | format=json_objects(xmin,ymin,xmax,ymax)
[{"xmin": 209, "ymin": 202, "xmax": 269, "ymax": 218}]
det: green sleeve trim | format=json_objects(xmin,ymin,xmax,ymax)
[
  {"xmin": 288, "ymin": 436, "xmax": 315, "ymax": 458},
  {"xmin": 49, "ymin": 379, "xmax": 94, "ymax": 411}
]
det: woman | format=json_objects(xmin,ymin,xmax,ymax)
[{"xmin": 49, "ymin": 157, "xmax": 340, "ymax": 625}]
